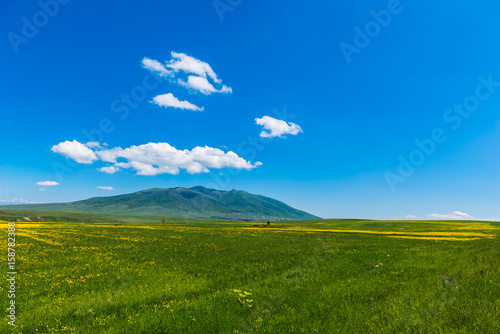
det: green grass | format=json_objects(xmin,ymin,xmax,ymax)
[
  {"xmin": 0, "ymin": 209, "xmax": 267, "ymax": 225},
  {"xmin": 1, "ymin": 219, "xmax": 499, "ymax": 333},
  {"xmin": 0, "ymin": 209, "xmax": 135, "ymax": 224}
]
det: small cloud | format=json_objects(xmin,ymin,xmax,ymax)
[
  {"xmin": 255, "ymin": 116, "xmax": 303, "ymax": 138},
  {"xmin": 98, "ymin": 166, "xmax": 120, "ymax": 174},
  {"xmin": 152, "ymin": 93, "xmax": 204, "ymax": 111},
  {"xmin": 51, "ymin": 140, "xmax": 98, "ymax": 164},
  {"xmin": 178, "ymin": 75, "xmax": 232, "ymax": 95},
  {"xmin": 85, "ymin": 141, "xmax": 102, "ymax": 148},
  {"xmin": 36, "ymin": 181, "xmax": 60, "ymax": 186},
  {"xmin": 426, "ymin": 211, "xmax": 476, "ymax": 220},
  {"xmin": 97, "ymin": 186, "xmax": 115, "ymax": 190},
  {"xmin": 405, "ymin": 211, "xmax": 479, "ymax": 220},
  {"xmin": 142, "ymin": 57, "xmax": 172, "ymax": 77},
  {"xmin": 0, "ymin": 198, "xmax": 36, "ymax": 204},
  {"xmin": 38, "ymin": 188, "xmax": 46, "ymax": 191}
]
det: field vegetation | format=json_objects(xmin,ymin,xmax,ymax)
[{"xmin": 1, "ymin": 217, "xmax": 499, "ymax": 333}]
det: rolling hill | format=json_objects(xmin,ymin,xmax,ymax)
[{"xmin": 0, "ymin": 186, "xmax": 319, "ymax": 221}]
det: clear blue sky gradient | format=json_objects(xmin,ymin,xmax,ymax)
[{"xmin": 1, "ymin": 0, "xmax": 499, "ymax": 219}]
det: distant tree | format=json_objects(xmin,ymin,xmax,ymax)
[{"xmin": 160, "ymin": 216, "xmax": 168, "ymax": 225}]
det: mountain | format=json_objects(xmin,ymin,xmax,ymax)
[{"xmin": 1, "ymin": 186, "xmax": 320, "ymax": 221}]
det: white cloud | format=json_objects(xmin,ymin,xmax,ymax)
[
  {"xmin": 85, "ymin": 141, "xmax": 104, "ymax": 148},
  {"xmin": 166, "ymin": 51, "xmax": 221, "ymax": 83},
  {"xmin": 0, "ymin": 198, "xmax": 36, "ymax": 204},
  {"xmin": 97, "ymin": 142, "xmax": 260, "ymax": 176},
  {"xmin": 38, "ymin": 188, "xmax": 57, "ymax": 193},
  {"xmin": 152, "ymin": 93, "xmax": 204, "ymax": 111},
  {"xmin": 51, "ymin": 140, "xmax": 98, "ymax": 164},
  {"xmin": 178, "ymin": 75, "xmax": 232, "ymax": 95},
  {"xmin": 255, "ymin": 116, "xmax": 303, "ymax": 138},
  {"xmin": 426, "ymin": 211, "xmax": 477, "ymax": 220},
  {"xmin": 36, "ymin": 181, "xmax": 60, "ymax": 186},
  {"xmin": 97, "ymin": 186, "xmax": 115, "ymax": 190},
  {"xmin": 52, "ymin": 140, "xmax": 261, "ymax": 176},
  {"xmin": 144, "ymin": 52, "xmax": 232, "ymax": 95},
  {"xmin": 142, "ymin": 57, "xmax": 172, "ymax": 77},
  {"xmin": 403, "ymin": 212, "xmax": 500, "ymax": 221},
  {"xmin": 404, "ymin": 211, "xmax": 478, "ymax": 220},
  {"xmin": 98, "ymin": 166, "xmax": 120, "ymax": 174}
]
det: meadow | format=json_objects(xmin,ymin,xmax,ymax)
[{"xmin": 1, "ymin": 218, "xmax": 499, "ymax": 333}]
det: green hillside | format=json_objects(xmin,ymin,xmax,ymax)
[{"xmin": 0, "ymin": 186, "xmax": 319, "ymax": 221}]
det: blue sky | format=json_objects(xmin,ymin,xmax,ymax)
[{"xmin": 1, "ymin": 0, "xmax": 500, "ymax": 220}]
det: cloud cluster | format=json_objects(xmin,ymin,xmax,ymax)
[
  {"xmin": 52, "ymin": 140, "xmax": 261, "ymax": 176},
  {"xmin": 46, "ymin": 53, "xmax": 303, "ymax": 184},
  {"xmin": 255, "ymin": 116, "xmax": 303, "ymax": 138},
  {"xmin": 167, "ymin": 51, "xmax": 222, "ymax": 83},
  {"xmin": 142, "ymin": 52, "xmax": 232, "ymax": 111}
]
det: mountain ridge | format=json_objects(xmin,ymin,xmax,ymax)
[{"xmin": 0, "ymin": 186, "xmax": 320, "ymax": 221}]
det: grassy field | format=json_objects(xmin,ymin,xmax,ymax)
[{"xmin": 1, "ymin": 218, "xmax": 499, "ymax": 333}]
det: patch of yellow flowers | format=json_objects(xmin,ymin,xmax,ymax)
[
  {"xmin": 233, "ymin": 289, "xmax": 253, "ymax": 307},
  {"xmin": 233, "ymin": 289, "xmax": 258, "ymax": 333}
]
